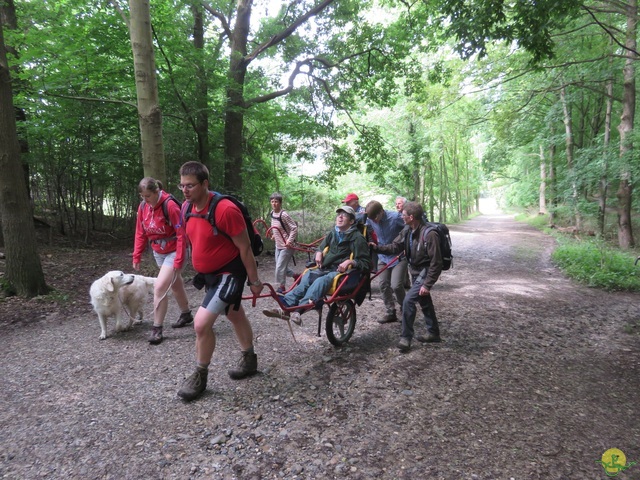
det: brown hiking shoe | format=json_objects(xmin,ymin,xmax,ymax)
[
  {"xmin": 397, "ymin": 337, "xmax": 411, "ymax": 353},
  {"xmin": 228, "ymin": 351, "xmax": 258, "ymax": 380},
  {"xmin": 416, "ymin": 334, "xmax": 441, "ymax": 343},
  {"xmin": 148, "ymin": 326, "xmax": 163, "ymax": 345},
  {"xmin": 377, "ymin": 311, "xmax": 398, "ymax": 324},
  {"xmin": 171, "ymin": 311, "xmax": 193, "ymax": 328},
  {"xmin": 262, "ymin": 308, "xmax": 290, "ymax": 320},
  {"xmin": 177, "ymin": 368, "xmax": 208, "ymax": 401}
]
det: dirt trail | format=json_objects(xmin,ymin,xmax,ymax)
[{"xmin": 1, "ymin": 212, "xmax": 639, "ymax": 479}]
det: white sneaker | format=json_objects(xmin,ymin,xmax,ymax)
[{"xmin": 290, "ymin": 312, "xmax": 302, "ymax": 326}]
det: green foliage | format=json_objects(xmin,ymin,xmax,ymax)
[
  {"xmin": 552, "ymin": 238, "xmax": 640, "ymax": 291},
  {"xmin": 6, "ymin": 0, "xmax": 632, "ymax": 246},
  {"xmin": 438, "ymin": 0, "xmax": 581, "ymax": 63},
  {"xmin": 515, "ymin": 212, "xmax": 550, "ymax": 230},
  {"xmin": 0, "ymin": 278, "xmax": 17, "ymax": 298}
]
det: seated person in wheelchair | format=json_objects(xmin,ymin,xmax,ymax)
[{"xmin": 263, "ymin": 205, "xmax": 371, "ymax": 326}]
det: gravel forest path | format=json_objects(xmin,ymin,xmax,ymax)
[{"xmin": 1, "ymin": 212, "xmax": 639, "ymax": 479}]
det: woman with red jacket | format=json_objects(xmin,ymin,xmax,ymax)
[{"xmin": 133, "ymin": 177, "xmax": 192, "ymax": 345}]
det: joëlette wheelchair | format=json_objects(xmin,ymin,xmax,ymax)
[{"xmin": 246, "ymin": 220, "xmax": 400, "ymax": 346}]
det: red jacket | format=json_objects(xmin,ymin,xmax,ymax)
[{"xmin": 133, "ymin": 191, "xmax": 186, "ymax": 269}]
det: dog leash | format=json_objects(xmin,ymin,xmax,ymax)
[
  {"xmin": 284, "ymin": 317, "xmax": 297, "ymax": 343},
  {"xmin": 118, "ymin": 293, "xmax": 137, "ymax": 321},
  {"xmin": 154, "ymin": 269, "xmax": 178, "ymax": 312}
]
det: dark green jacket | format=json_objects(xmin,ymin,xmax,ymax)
[{"xmin": 317, "ymin": 225, "xmax": 371, "ymax": 273}]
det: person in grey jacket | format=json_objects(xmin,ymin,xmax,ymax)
[{"xmin": 374, "ymin": 201, "xmax": 443, "ymax": 352}]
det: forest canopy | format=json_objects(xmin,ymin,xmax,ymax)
[{"xmin": 1, "ymin": 0, "xmax": 639, "ymax": 295}]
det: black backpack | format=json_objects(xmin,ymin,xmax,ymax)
[
  {"xmin": 183, "ymin": 192, "xmax": 263, "ymax": 257},
  {"xmin": 161, "ymin": 194, "xmax": 182, "ymax": 226},
  {"xmin": 269, "ymin": 210, "xmax": 290, "ymax": 235},
  {"xmin": 425, "ymin": 222, "xmax": 453, "ymax": 270}
]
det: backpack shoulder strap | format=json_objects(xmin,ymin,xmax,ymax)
[
  {"xmin": 160, "ymin": 193, "xmax": 175, "ymax": 226},
  {"xmin": 271, "ymin": 210, "xmax": 289, "ymax": 234},
  {"xmin": 206, "ymin": 192, "xmax": 230, "ymax": 237},
  {"xmin": 180, "ymin": 200, "xmax": 193, "ymax": 226}
]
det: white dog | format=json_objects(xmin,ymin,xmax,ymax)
[{"xmin": 89, "ymin": 271, "xmax": 155, "ymax": 339}]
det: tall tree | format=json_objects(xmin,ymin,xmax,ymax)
[
  {"xmin": 615, "ymin": 0, "xmax": 636, "ymax": 248},
  {"xmin": 0, "ymin": 19, "xmax": 49, "ymax": 297},
  {"xmin": 121, "ymin": 0, "xmax": 167, "ymax": 183},
  {"xmin": 192, "ymin": 3, "xmax": 209, "ymax": 165},
  {"xmin": 204, "ymin": 0, "xmax": 338, "ymax": 194}
]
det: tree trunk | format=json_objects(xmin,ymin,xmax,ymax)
[
  {"xmin": 0, "ymin": 22, "xmax": 49, "ymax": 297},
  {"xmin": 128, "ymin": 0, "xmax": 166, "ymax": 184},
  {"xmin": 598, "ymin": 61, "xmax": 613, "ymax": 236},
  {"xmin": 560, "ymin": 86, "xmax": 581, "ymax": 230},
  {"xmin": 192, "ymin": 3, "xmax": 209, "ymax": 165},
  {"xmin": 223, "ymin": 0, "xmax": 252, "ymax": 195},
  {"xmin": 616, "ymin": 0, "xmax": 636, "ymax": 249},
  {"xmin": 547, "ymin": 125, "xmax": 556, "ymax": 224},
  {"xmin": 1, "ymin": 0, "xmax": 30, "ymax": 198},
  {"xmin": 539, "ymin": 145, "xmax": 547, "ymax": 214}
]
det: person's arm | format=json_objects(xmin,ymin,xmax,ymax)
[
  {"xmin": 422, "ymin": 229, "xmax": 443, "ymax": 291},
  {"xmin": 230, "ymin": 228, "xmax": 263, "ymax": 295},
  {"xmin": 168, "ymin": 201, "xmax": 185, "ymax": 270},
  {"xmin": 218, "ymin": 199, "xmax": 262, "ymax": 294},
  {"xmin": 350, "ymin": 234, "xmax": 372, "ymax": 272},
  {"xmin": 132, "ymin": 203, "xmax": 147, "ymax": 270},
  {"xmin": 314, "ymin": 231, "xmax": 332, "ymax": 267},
  {"xmin": 281, "ymin": 211, "xmax": 298, "ymax": 244},
  {"xmin": 374, "ymin": 228, "xmax": 405, "ymax": 255}
]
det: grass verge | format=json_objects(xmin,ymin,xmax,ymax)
[{"xmin": 516, "ymin": 213, "xmax": 640, "ymax": 292}]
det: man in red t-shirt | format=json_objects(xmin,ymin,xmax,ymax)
[{"xmin": 176, "ymin": 161, "xmax": 264, "ymax": 402}]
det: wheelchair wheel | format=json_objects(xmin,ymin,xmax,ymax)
[{"xmin": 325, "ymin": 299, "xmax": 356, "ymax": 347}]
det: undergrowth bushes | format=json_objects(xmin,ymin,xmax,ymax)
[
  {"xmin": 517, "ymin": 211, "xmax": 640, "ymax": 292},
  {"xmin": 552, "ymin": 239, "xmax": 640, "ymax": 291}
]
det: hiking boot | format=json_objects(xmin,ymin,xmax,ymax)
[
  {"xmin": 290, "ymin": 312, "xmax": 302, "ymax": 326},
  {"xmin": 416, "ymin": 333, "xmax": 441, "ymax": 343},
  {"xmin": 377, "ymin": 311, "xmax": 398, "ymax": 324},
  {"xmin": 397, "ymin": 337, "xmax": 411, "ymax": 353},
  {"xmin": 171, "ymin": 311, "xmax": 193, "ymax": 329},
  {"xmin": 148, "ymin": 326, "xmax": 163, "ymax": 345},
  {"xmin": 263, "ymin": 308, "xmax": 290, "ymax": 320},
  {"xmin": 228, "ymin": 351, "xmax": 258, "ymax": 380},
  {"xmin": 177, "ymin": 368, "xmax": 208, "ymax": 401}
]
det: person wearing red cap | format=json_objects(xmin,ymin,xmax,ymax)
[{"xmin": 341, "ymin": 193, "xmax": 365, "ymax": 214}]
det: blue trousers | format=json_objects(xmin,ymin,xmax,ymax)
[
  {"xmin": 401, "ymin": 274, "xmax": 439, "ymax": 340},
  {"xmin": 281, "ymin": 269, "xmax": 340, "ymax": 307}
]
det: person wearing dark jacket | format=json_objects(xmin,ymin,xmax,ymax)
[{"xmin": 374, "ymin": 201, "xmax": 443, "ymax": 352}]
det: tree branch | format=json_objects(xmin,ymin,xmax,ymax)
[
  {"xmin": 42, "ymin": 91, "xmax": 137, "ymax": 109},
  {"xmin": 107, "ymin": 0, "xmax": 130, "ymax": 29},
  {"xmin": 244, "ymin": 0, "xmax": 336, "ymax": 64},
  {"xmin": 243, "ymin": 47, "xmax": 383, "ymax": 107},
  {"xmin": 200, "ymin": 0, "xmax": 232, "ymax": 39},
  {"xmin": 151, "ymin": 24, "xmax": 197, "ymax": 132},
  {"xmin": 581, "ymin": 4, "xmax": 639, "ymax": 56}
]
